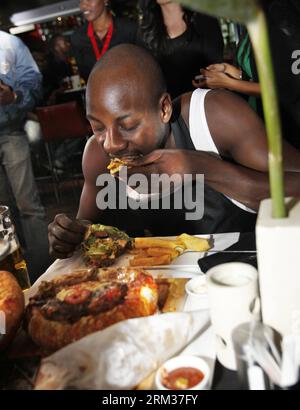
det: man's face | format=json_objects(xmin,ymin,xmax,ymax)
[
  {"xmin": 55, "ymin": 37, "xmax": 70, "ymax": 54},
  {"xmin": 86, "ymin": 76, "xmax": 172, "ymax": 158}
]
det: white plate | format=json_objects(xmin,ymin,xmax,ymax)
[
  {"xmin": 25, "ymin": 232, "xmax": 240, "ymax": 304},
  {"xmin": 115, "ymin": 232, "xmax": 240, "ymax": 277}
]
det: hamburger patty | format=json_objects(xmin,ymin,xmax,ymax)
[{"xmin": 32, "ymin": 281, "xmax": 128, "ymax": 324}]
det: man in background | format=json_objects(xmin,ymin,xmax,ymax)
[
  {"xmin": 42, "ymin": 34, "xmax": 73, "ymax": 105},
  {"xmin": 0, "ymin": 29, "xmax": 50, "ymax": 281}
]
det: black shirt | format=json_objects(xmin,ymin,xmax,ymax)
[
  {"xmin": 138, "ymin": 14, "xmax": 224, "ymax": 98},
  {"xmin": 71, "ymin": 17, "xmax": 137, "ymax": 82},
  {"xmin": 42, "ymin": 54, "xmax": 73, "ymax": 103},
  {"xmin": 266, "ymin": 0, "xmax": 300, "ymax": 151},
  {"xmin": 245, "ymin": 1, "xmax": 300, "ymax": 150}
]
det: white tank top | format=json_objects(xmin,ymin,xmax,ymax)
[{"xmin": 189, "ymin": 88, "xmax": 256, "ymax": 214}]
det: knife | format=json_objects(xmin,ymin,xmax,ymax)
[
  {"xmin": 180, "ymin": 250, "xmax": 256, "ymax": 254},
  {"xmin": 134, "ymin": 265, "xmax": 199, "ymax": 270},
  {"xmin": 131, "ymin": 268, "xmax": 200, "ymax": 278}
]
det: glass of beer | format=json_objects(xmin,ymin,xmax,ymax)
[{"xmin": 0, "ymin": 206, "xmax": 31, "ymax": 290}]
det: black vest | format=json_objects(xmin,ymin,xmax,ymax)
[{"xmin": 101, "ymin": 102, "xmax": 257, "ymax": 237}]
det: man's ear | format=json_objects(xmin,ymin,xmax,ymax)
[{"xmin": 159, "ymin": 93, "xmax": 172, "ymax": 123}]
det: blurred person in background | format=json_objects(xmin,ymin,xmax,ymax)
[
  {"xmin": 27, "ymin": 35, "xmax": 85, "ymax": 173},
  {"xmin": 195, "ymin": 0, "xmax": 300, "ymax": 151},
  {"xmin": 138, "ymin": 0, "xmax": 223, "ymax": 98},
  {"xmin": 25, "ymin": 36, "xmax": 73, "ymax": 147},
  {"xmin": 42, "ymin": 34, "xmax": 73, "ymax": 105},
  {"xmin": 71, "ymin": 0, "xmax": 137, "ymax": 82},
  {"xmin": 41, "ymin": 34, "xmax": 85, "ymax": 173},
  {"xmin": 0, "ymin": 29, "xmax": 50, "ymax": 281},
  {"xmin": 194, "ymin": 29, "xmax": 261, "ymax": 114}
]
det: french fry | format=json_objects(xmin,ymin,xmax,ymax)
[
  {"xmin": 176, "ymin": 233, "xmax": 211, "ymax": 252},
  {"xmin": 134, "ymin": 237, "xmax": 179, "ymax": 249},
  {"xmin": 129, "ymin": 254, "xmax": 171, "ymax": 266},
  {"xmin": 145, "ymin": 247, "xmax": 179, "ymax": 259},
  {"xmin": 128, "ymin": 249, "xmax": 148, "ymax": 256}
]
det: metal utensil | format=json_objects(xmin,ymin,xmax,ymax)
[
  {"xmin": 136, "ymin": 265, "xmax": 199, "ymax": 270},
  {"xmin": 180, "ymin": 250, "xmax": 257, "ymax": 254},
  {"xmin": 0, "ymin": 239, "xmax": 10, "ymax": 262}
]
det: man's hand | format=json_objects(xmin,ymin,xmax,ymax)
[
  {"xmin": 127, "ymin": 149, "xmax": 190, "ymax": 177},
  {"xmin": 48, "ymin": 214, "xmax": 89, "ymax": 259},
  {"xmin": 0, "ymin": 80, "xmax": 16, "ymax": 105},
  {"xmin": 121, "ymin": 150, "xmax": 191, "ymax": 196}
]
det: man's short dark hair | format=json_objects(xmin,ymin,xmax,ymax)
[{"xmin": 90, "ymin": 44, "xmax": 167, "ymax": 108}]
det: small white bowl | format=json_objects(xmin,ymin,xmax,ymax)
[
  {"xmin": 185, "ymin": 276, "xmax": 209, "ymax": 310},
  {"xmin": 155, "ymin": 355, "xmax": 210, "ymax": 390}
]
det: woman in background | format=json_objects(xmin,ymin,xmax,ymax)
[
  {"xmin": 196, "ymin": 0, "xmax": 300, "ymax": 151},
  {"xmin": 71, "ymin": 0, "xmax": 137, "ymax": 82},
  {"xmin": 194, "ymin": 30, "xmax": 261, "ymax": 113},
  {"xmin": 138, "ymin": 0, "xmax": 223, "ymax": 98}
]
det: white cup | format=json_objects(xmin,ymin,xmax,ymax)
[
  {"xmin": 185, "ymin": 276, "xmax": 209, "ymax": 310},
  {"xmin": 206, "ymin": 263, "xmax": 259, "ymax": 370}
]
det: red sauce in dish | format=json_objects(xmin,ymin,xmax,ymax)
[{"xmin": 162, "ymin": 367, "xmax": 204, "ymax": 390}]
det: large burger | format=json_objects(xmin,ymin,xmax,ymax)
[{"xmin": 24, "ymin": 268, "xmax": 158, "ymax": 350}]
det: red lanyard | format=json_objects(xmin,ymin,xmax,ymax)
[{"xmin": 87, "ymin": 19, "xmax": 114, "ymax": 61}]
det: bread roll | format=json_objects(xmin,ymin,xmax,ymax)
[{"xmin": 0, "ymin": 271, "xmax": 25, "ymax": 351}]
